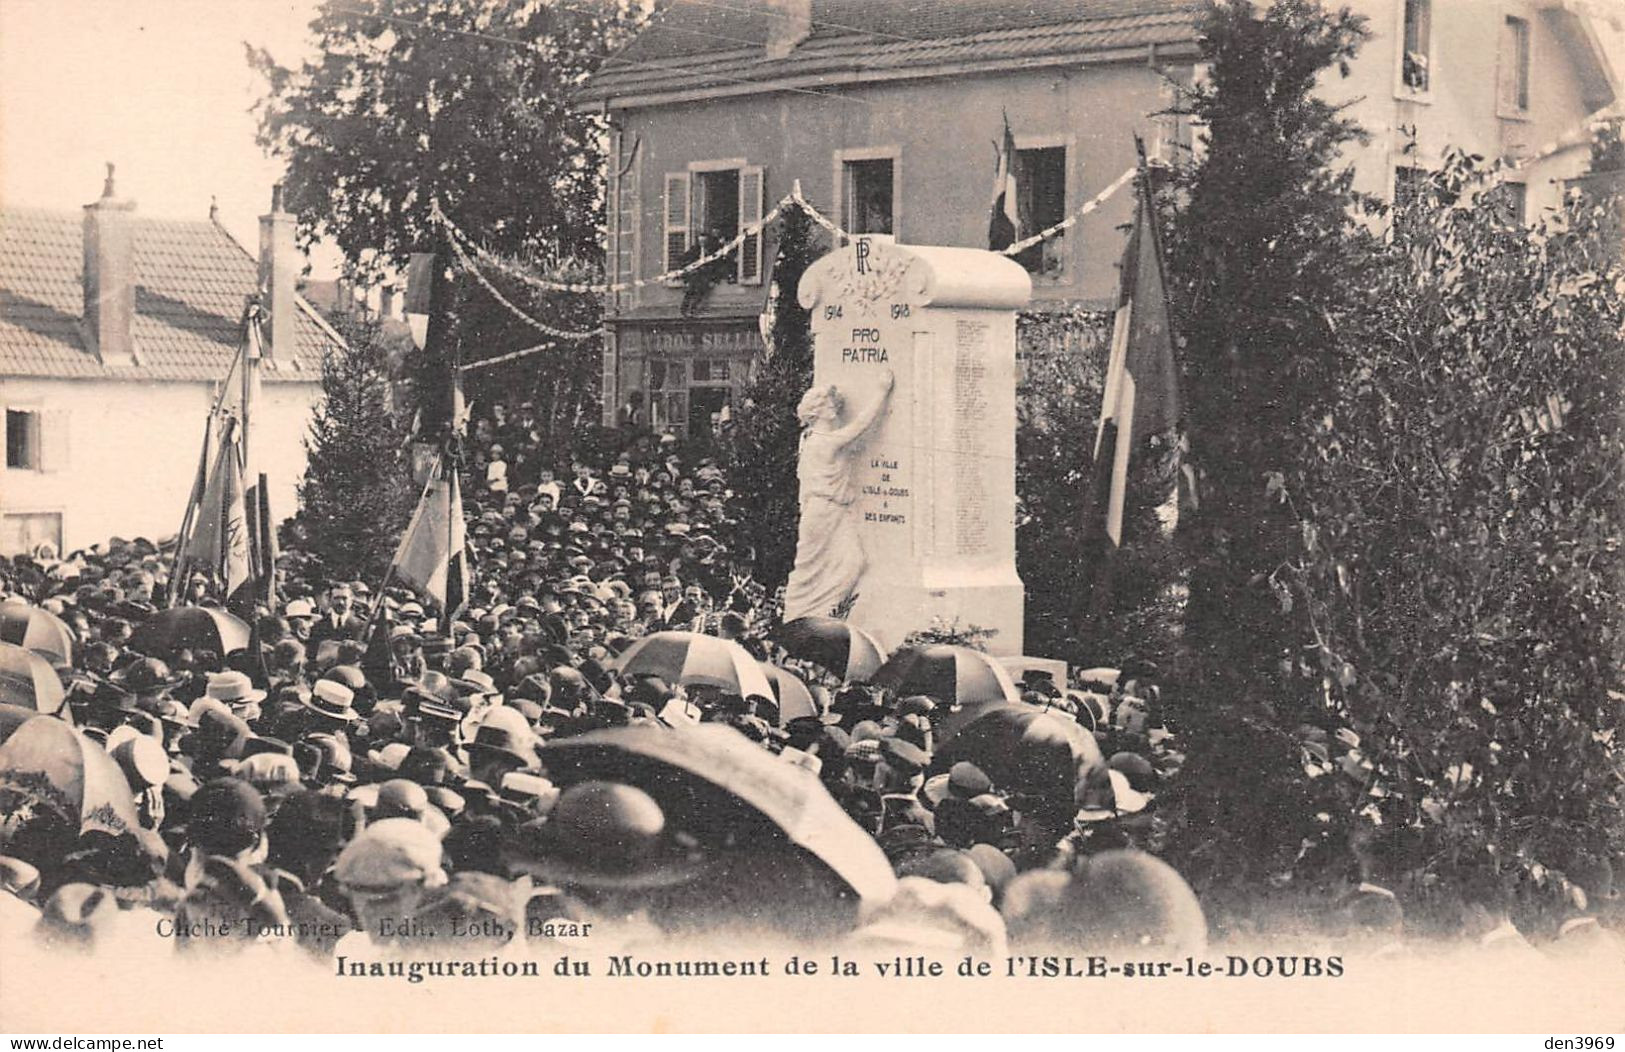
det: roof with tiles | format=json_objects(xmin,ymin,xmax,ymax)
[
  {"xmin": 0, "ymin": 206, "xmax": 340, "ymax": 382},
  {"xmin": 580, "ymin": 0, "xmax": 1202, "ymax": 104}
]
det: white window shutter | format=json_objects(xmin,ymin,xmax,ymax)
[
  {"xmin": 663, "ymin": 172, "xmax": 691, "ymax": 283},
  {"xmin": 737, "ymin": 166, "xmax": 765, "ymax": 285},
  {"xmin": 38, "ymin": 410, "xmax": 68, "ymax": 472}
]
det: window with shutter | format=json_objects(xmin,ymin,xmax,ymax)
[
  {"xmin": 38, "ymin": 410, "xmax": 69, "ymax": 472},
  {"xmin": 663, "ymin": 172, "xmax": 691, "ymax": 283},
  {"xmin": 737, "ymin": 166, "xmax": 764, "ymax": 285}
]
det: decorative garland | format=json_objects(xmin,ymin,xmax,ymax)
[{"xmin": 436, "ymin": 166, "xmax": 1140, "ymax": 353}]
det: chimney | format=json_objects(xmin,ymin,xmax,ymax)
[
  {"xmin": 258, "ymin": 183, "xmax": 298, "ymax": 359},
  {"xmin": 381, "ymin": 284, "xmax": 397, "ymax": 319},
  {"xmin": 763, "ymin": 0, "xmax": 810, "ymax": 59},
  {"xmin": 82, "ymin": 163, "xmax": 137, "ymax": 366}
]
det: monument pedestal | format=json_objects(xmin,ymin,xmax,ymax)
[{"xmin": 796, "ymin": 239, "xmax": 1031, "ymax": 656}]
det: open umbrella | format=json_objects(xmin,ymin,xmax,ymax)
[
  {"xmin": 0, "ymin": 704, "xmax": 41, "ymax": 745},
  {"xmin": 0, "ymin": 600, "xmax": 75, "ymax": 667},
  {"xmin": 540, "ymin": 723, "xmax": 894, "ymax": 906},
  {"xmin": 760, "ymin": 663, "xmax": 817, "ymax": 725},
  {"xmin": 0, "ymin": 642, "xmax": 67, "ymax": 716},
  {"xmin": 872, "ymin": 644, "xmax": 1021, "ymax": 706},
  {"xmin": 773, "ymin": 616, "xmax": 888, "ymax": 682},
  {"xmin": 614, "ymin": 631, "xmax": 773, "ymax": 701},
  {"xmin": 0, "ymin": 715, "xmax": 139, "ymax": 839},
  {"xmin": 129, "ymin": 605, "xmax": 251, "ymax": 657},
  {"xmin": 934, "ymin": 702, "xmax": 1103, "ymax": 810}
]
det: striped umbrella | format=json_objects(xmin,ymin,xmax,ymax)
[
  {"xmin": 0, "ymin": 643, "xmax": 67, "ymax": 716},
  {"xmin": 614, "ymin": 631, "xmax": 774, "ymax": 701},
  {"xmin": 773, "ymin": 616, "xmax": 889, "ymax": 682},
  {"xmin": 0, "ymin": 716, "xmax": 139, "ymax": 839},
  {"xmin": 872, "ymin": 644, "xmax": 1021, "ymax": 707},
  {"xmin": 0, "ymin": 601, "xmax": 74, "ymax": 667},
  {"xmin": 760, "ymin": 663, "xmax": 817, "ymax": 725}
]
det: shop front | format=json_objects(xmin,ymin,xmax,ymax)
[{"xmin": 604, "ymin": 320, "xmax": 761, "ymax": 438}]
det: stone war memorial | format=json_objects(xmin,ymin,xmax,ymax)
[{"xmin": 788, "ymin": 236, "xmax": 1031, "ymax": 657}]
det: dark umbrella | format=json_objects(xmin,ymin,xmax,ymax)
[
  {"xmin": 0, "ymin": 643, "xmax": 67, "ymax": 716},
  {"xmin": 0, "ymin": 715, "xmax": 140, "ymax": 838},
  {"xmin": 872, "ymin": 644, "xmax": 1021, "ymax": 706},
  {"xmin": 129, "ymin": 606, "xmax": 251, "ymax": 658},
  {"xmin": 0, "ymin": 601, "xmax": 75, "ymax": 667},
  {"xmin": 540, "ymin": 723, "xmax": 894, "ymax": 906},
  {"xmin": 934, "ymin": 702, "xmax": 1103, "ymax": 807},
  {"xmin": 773, "ymin": 616, "xmax": 888, "ymax": 682}
]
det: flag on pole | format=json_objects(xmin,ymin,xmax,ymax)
[
  {"xmin": 167, "ymin": 413, "xmax": 214, "ymax": 606},
  {"xmin": 388, "ymin": 456, "xmax": 469, "ymax": 619},
  {"xmin": 988, "ymin": 113, "xmax": 1022, "ymax": 251},
  {"xmin": 1084, "ymin": 160, "xmax": 1185, "ymax": 555},
  {"xmin": 187, "ymin": 420, "xmax": 253, "ymax": 601}
]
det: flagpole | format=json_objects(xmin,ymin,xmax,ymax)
[{"xmin": 240, "ymin": 299, "xmax": 262, "ymax": 474}]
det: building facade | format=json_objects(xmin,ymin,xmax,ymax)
[
  {"xmin": 578, "ymin": 0, "xmax": 1205, "ymax": 433},
  {"xmin": 1329, "ymin": 0, "xmax": 1620, "ymax": 221},
  {"xmin": 0, "ymin": 175, "xmax": 342, "ymax": 555},
  {"xmin": 578, "ymin": 0, "xmax": 1618, "ymax": 433}
]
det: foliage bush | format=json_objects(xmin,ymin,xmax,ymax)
[
  {"xmin": 1156, "ymin": 2, "xmax": 1624, "ymax": 926},
  {"xmin": 1272, "ymin": 152, "xmax": 1625, "ymax": 912}
]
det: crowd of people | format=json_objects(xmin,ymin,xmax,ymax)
[{"xmin": 0, "ymin": 400, "xmax": 1619, "ymax": 970}]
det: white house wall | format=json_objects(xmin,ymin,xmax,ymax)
[
  {"xmin": 1326, "ymin": 0, "xmax": 1611, "ymax": 219},
  {"xmin": 1, "ymin": 377, "xmax": 320, "ymax": 555}
]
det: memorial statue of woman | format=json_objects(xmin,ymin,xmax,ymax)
[{"xmin": 782, "ymin": 369, "xmax": 895, "ymax": 623}]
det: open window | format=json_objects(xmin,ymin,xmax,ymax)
[
  {"xmin": 843, "ymin": 159, "xmax": 895, "ymax": 235},
  {"xmin": 1400, "ymin": 0, "xmax": 1432, "ymax": 94},
  {"xmin": 1015, "ymin": 146, "xmax": 1067, "ymax": 278},
  {"xmin": 5, "ymin": 408, "xmax": 66, "ymax": 472},
  {"xmin": 1486, "ymin": 180, "xmax": 1527, "ymax": 225},
  {"xmin": 665, "ymin": 163, "xmax": 764, "ymax": 287}
]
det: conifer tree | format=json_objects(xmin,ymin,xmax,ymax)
[
  {"xmin": 721, "ymin": 205, "xmax": 823, "ymax": 596},
  {"xmin": 288, "ymin": 317, "xmax": 415, "ymax": 582}
]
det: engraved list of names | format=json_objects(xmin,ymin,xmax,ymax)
[{"xmin": 953, "ymin": 318, "xmax": 990, "ymax": 557}]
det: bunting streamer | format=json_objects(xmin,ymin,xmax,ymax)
[{"xmin": 431, "ymin": 164, "xmax": 1138, "ymax": 310}]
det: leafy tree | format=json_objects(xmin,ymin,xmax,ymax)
[
  {"xmin": 721, "ymin": 204, "xmax": 824, "ymax": 595},
  {"xmin": 248, "ymin": 0, "xmax": 641, "ymax": 278},
  {"xmin": 287, "ymin": 317, "xmax": 416, "ymax": 582},
  {"xmin": 1013, "ymin": 308, "xmax": 1107, "ymax": 657},
  {"xmin": 248, "ymin": 0, "xmax": 643, "ymax": 440}
]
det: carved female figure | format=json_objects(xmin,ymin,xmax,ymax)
[{"xmin": 782, "ymin": 369, "xmax": 894, "ymax": 622}]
